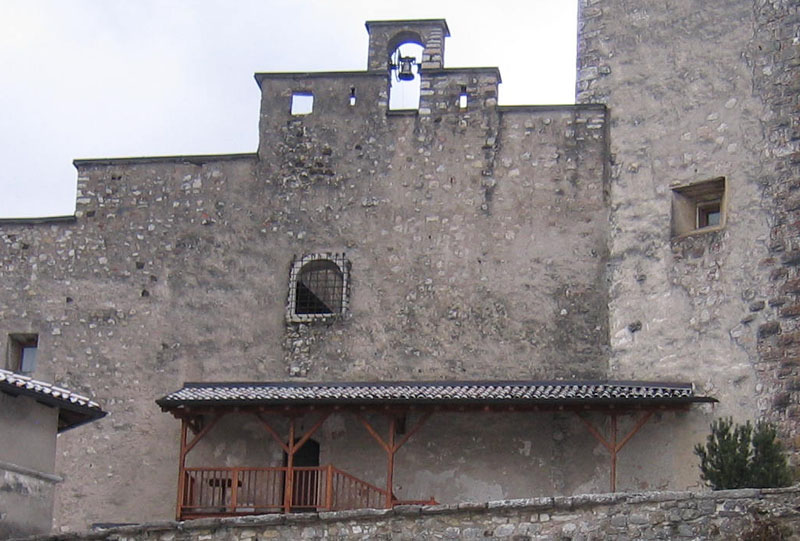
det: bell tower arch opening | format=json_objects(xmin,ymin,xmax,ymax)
[
  {"xmin": 365, "ymin": 19, "xmax": 450, "ymax": 111},
  {"xmin": 388, "ymin": 41, "xmax": 424, "ymax": 110}
]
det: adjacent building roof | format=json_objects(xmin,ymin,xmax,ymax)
[
  {"xmin": 0, "ymin": 368, "xmax": 106, "ymax": 431},
  {"xmin": 157, "ymin": 380, "xmax": 716, "ymax": 411}
]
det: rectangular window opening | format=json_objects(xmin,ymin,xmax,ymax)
[
  {"xmin": 671, "ymin": 177, "xmax": 726, "ymax": 237},
  {"xmin": 291, "ymin": 93, "xmax": 314, "ymax": 115},
  {"xmin": 8, "ymin": 333, "xmax": 38, "ymax": 374},
  {"xmin": 459, "ymin": 86, "xmax": 468, "ymax": 109},
  {"xmin": 349, "ymin": 87, "xmax": 356, "ymax": 106}
]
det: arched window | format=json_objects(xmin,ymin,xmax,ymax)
[{"xmin": 287, "ymin": 254, "xmax": 349, "ymax": 322}]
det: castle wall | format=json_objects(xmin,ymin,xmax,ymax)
[
  {"xmin": 4, "ymin": 4, "xmax": 793, "ymax": 529},
  {"xmin": 0, "ymin": 65, "xmax": 609, "ymax": 528},
  {"xmin": 577, "ymin": 0, "xmax": 782, "ymax": 456},
  {"xmin": 748, "ymin": 0, "xmax": 800, "ymax": 448}
]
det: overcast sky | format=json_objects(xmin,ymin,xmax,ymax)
[{"xmin": 0, "ymin": 1, "xmax": 577, "ymax": 218}]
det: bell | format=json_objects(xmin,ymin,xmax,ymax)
[{"xmin": 398, "ymin": 56, "xmax": 415, "ymax": 81}]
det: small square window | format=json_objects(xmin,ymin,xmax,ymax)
[
  {"xmin": 287, "ymin": 254, "xmax": 350, "ymax": 323},
  {"xmin": 291, "ymin": 93, "xmax": 314, "ymax": 115},
  {"xmin": 7, "ymin": 333, "xmax": 38, "ymax": 374},
  {"xmin": 671, "ymin": 177, "xmax": 727, "ymax": 237}
]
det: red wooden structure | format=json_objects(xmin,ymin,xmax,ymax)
[
  {"xmin": 158, "ymin": 380, "xmax": 715, "ymax": 520},
  {"xmin": 171, "ymin": 409, "xmax": 437, "ymax": 519}
]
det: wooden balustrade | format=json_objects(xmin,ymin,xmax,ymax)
[
  {"xmin": 180, "ymin": 465, "xmax": 389, "ymax": 519},
  {"xmin": 328, "ymin": 467, "xmax": 387, "ymax": 511}
]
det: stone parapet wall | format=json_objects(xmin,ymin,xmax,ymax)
[{"xmin": 24, "ymin": 487, "xmax": 800, "ymax": 540}]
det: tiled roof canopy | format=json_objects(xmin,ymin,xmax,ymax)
[
  {"xmin": 157, "ymin": 380, "xmax": 716, "ymax": 410},
  {"xmin": 0, "ymin": 368, "xmax": 106, "ymax": 431}
]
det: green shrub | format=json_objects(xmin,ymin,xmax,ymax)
[{"xmin": 694, "ymin": 417, "xmax": 791, "ymax": 490}]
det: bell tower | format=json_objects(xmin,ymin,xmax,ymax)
[{"xmin": 364, "ymin": 19, "xmax": 450, "ymax": 72}]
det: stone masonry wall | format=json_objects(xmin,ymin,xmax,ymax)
[
  {"xmin": 748, "ymin": 1, "xmax": 800, "ymax": 456},
  {"xmin": 578, "ymin": 0, "xmax": 800, "ymax": 458},
  {"xmin": 0, "ymin": 61, "xmax": 609, "ymax": 529},
  {"xmin": 577, "ymin": 0, "xmax": 793, "ymax": 462},
  {"xmin": 19, "ymin": 487, "xmax": 800, "ymax": 541},
  {"xmin": 9, "ymin": 7, "xmax": 796, "ymax": 531}
]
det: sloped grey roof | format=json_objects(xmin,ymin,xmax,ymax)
[
  {"xmin": 0, "ymin": 368, "xmax": 106, "ymax": 431},
  {"xmin": 157, "ymin": 380, "xmax": 716, "ymax": 410}
]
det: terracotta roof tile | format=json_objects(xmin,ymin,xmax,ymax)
[
  {"xmin": 157, "ymin": 380, "xmax": 716, "ymax": 409},
  {"xmin": 0, "ymin": 368, "xmax": 106, "ymax": 431}
]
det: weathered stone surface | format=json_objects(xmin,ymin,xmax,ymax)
[
  {"xmin": 577, "ymin": 0, "xmax": 800, "ymax": 484},
  {"xmin": 16, "ymin": 488, "xmax": 800, "ymax": 541},
  {"xmin": 0, "ymin": 20, "xmax": 613, "ymax": 531}
]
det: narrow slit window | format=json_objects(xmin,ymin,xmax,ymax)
[
  {"xmin": 291, "ymin": 93, "xmax": 314, "ymax": 115},
  {"xmin": 459, "ymin": 86, "xmax": 468, "ymax": 109},
  {"xmin": 349, "ymin": 87, "xmax": 356, "ymax": 106}
]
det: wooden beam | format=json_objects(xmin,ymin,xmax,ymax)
[
  {"xmin": 254, "ymin": 413, "xmax": 290, "ymax": 454},
  {"xmin": 294, "ymin": 411, "xmax": 331, "ymax": 452},
  {"xmin": 615, "ymin": 410, "xmax": 654, "ymax": 452},
  {"xmin": 393, "ymin": 411, "xmax": 432, "ymax": 452},
  {"xmin": 164, "ymin": 401, "xmax": 697, "ymax": 421},
  {"xmin": 183, "ymin": 414, "xmax": 222, "ymax": 456},
  {"xmin": 186, "ymin": 417, "xmax": 202, "ymax": 435},
  {"xmin": 355, "ymin": 413, "xmax": 391, "ymax": 453},
  {"xmin": 576, "ymin": 413, "xmax": 613, "ymax": 451}
]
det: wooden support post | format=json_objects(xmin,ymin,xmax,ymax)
[
  {"xmin": 610, "ymin": 413, "xmax": 618, "ymax": 493},
  {"xmin": 356, "ymin": 411, "xmax": 431, "ymax": 508},
  {"xmin": 256, "ymin": 410, "xmax": 330, "ymax": 513},
  {"xmin": 326, "ymin": 464, "xmax": 334, "ymax": 510},
  {"xmin": 576, "ymin": 410, "xmax": 654, "ymax": 494},
  {"xmin": 175, "ymin": 413, "xmax": 221, "ymax": 519},
  {"xmin": 176, "ymin": 418, "xmax": 188, "ymax": 520},
  {"xmin": 230, "ymin": 468, "xmax": 238, "ymax": 513},
  {"xmin": 284, "ymin": 418, "xmax": 295, "ymax": 513},
  {"xmin": 386, "ymin": 416, "xmax": 396, "ymax": 508}
]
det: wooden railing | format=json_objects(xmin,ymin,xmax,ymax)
[
  {"xmin": 328, "ymin": 467, "xmax": 387, "ymax": 511},
  {"xmin": 180, "ymin": 465, "xmax": 389, "ymax": 518}
]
